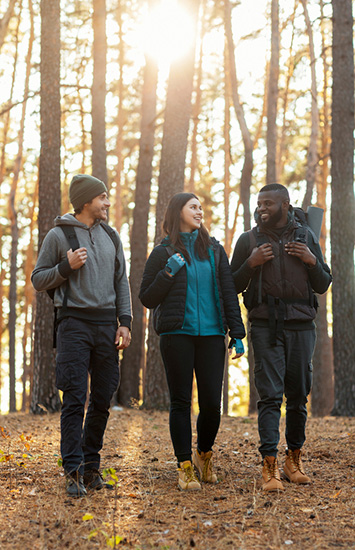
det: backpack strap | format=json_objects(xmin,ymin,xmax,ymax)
[
  {"xmin": 59, "ymin": 226, "xmax": 80, "ymax": 311},
  {"xmin": 165, "ymin": 245, "xmax": 175, "ymax": 257},
  {"xmin": 243, "ymin": 227, "xmax": 270, "ymax": 310},
  {"xmin": 100, "ymin": 222, "xmax": 122, "ymax": 318},
  {"xmin": 60, "ymin": 225, "xmax": 80, "ymax": 251},
  {"xmin": 50, "ymin": 226, "xmax": 81, "ymax": 347},
  {"xmin": 100, "ymin": 221, "xmax": 119, "ymax": 252}
]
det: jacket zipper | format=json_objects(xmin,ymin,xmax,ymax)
[{"xmin": 193, "ymin": 251, "xmax": 200, "ymax": 334}]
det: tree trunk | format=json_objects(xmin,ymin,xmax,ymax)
[
  {"xmin": 1, "ymin": 0, "xmax": 21, "ymax": 412},
  {"xmin": 223, "ymin": 40, "xmax": 231, "ymax": 256},
  {"xmin": 311, "ymin": 0, "xmax": 333, "ymax": 417},
  {"xmin": 8, "ymin": 0, "xmax": 34, "ymax": 412},
  {"xmin": 266, "ymin": 0, "xmax": 279, "ymax": 184},
  {"xmin": 31, "ymin": 0, "xmax": 61, "ymax": 414},
  {"xmin": 301, "ymin": 0, "xmax": 320, "ymax": 210},
  {"xmin": 222, "ymin": 340, "xmax": 229, "ymax": 415},
  {"xmin": 277, "ymin": 0, "xmax": 296, "ymax": 180},
  {"xmin": 187, "ymin": 0, "xmax": 206, "ymax": 193},
  {"xmin": 114, "ymin": 0, "xmax": 125, "ymax": 230},
  {"xmin": 92, "ymin": 0, "xmax": 107, "ymax": 184},
  {"xmin": 222, "ymin": 46, "xmax": 230, "ymax": 416},
  {"xmin": 8, "ymin": 193, "xmax": 18, "ymax": 413},
  {"xmin": 0, "ymin": 0, "xmax": 20, "ymax": 185},
  {"xmin": 0, "ymin": 227, "xmax": 4, "ymax": 411},
  {"xmin": 22, "ymin": 178, "xmax": 37, "ymax": 411},
  {"xmin": 224, "ymin": 0, "xmax": 256, "ymax": 413},
  {"xmin": 331, "ymin": 0, "xmax": 355, "ymax": 416},
  {"xmin": 0, "ymin": 0, "xmax": 17, "ymax": 51},
  {"xmin": 118, "ymin": 43, "xmax": 158, "ymax": 407},
  {"xmin": 144, "ymin": 0, "xmax": 200, "ymax": 410},
  {"xmin": 247, "ymin": 323, "xmax": 258, "ymax": 415}
]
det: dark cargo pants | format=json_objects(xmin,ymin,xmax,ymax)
[
  {"xmin": 251, "ymin": 325, "xmax": 316, "ymax": 458},
  {"xmin": 56, "ymin": 317, "xmax": 119, "ymax": 475}
]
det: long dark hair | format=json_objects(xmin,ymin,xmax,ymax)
[{"xmin": 162, "ymin": 193, "xmax": 211, "ymax": 263}]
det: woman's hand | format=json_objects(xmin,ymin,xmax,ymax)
[
  {"xmin": 165, "ymin": 253, "xmax": 185, "ymax": 277},
  {"xmin": 229, "ymin": 338, "xmax": 245, "ymax": 359}
]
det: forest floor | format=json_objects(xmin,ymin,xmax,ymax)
[{"xmin": 0, "ymin": 409, "xmax": 354, "ymax": 550}]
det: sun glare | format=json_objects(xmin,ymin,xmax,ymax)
[{"xmin": 139, "ymin": 0, "xmax": 194, "ymax": 68}]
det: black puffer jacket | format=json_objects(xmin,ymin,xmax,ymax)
[{"xmin": 139, "ymin": 237, "xmax": 245, "ymax": 339}]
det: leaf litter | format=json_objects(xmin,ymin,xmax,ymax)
[{"xmin": 0, "ymin": 410, "xmax": 354, "ymax": 549}]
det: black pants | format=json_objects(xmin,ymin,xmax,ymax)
[
  {"xmin": 56, "ymin": 317, "xmax": 119, "ymax": 475},
  {"xmin": 251, "ymin": 325, "xmax": 315, "ymax": 458},
  {"xmin": 160, "ymin": 334, "xmax": 225, "ymax": 463}
]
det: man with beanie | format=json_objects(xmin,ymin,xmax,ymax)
[{"xmin": 32, "ymin": 174, "xmax": 132, "ymax": 497}]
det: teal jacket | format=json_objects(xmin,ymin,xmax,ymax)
[{"xmin": 162, "ymin": 230, "xmax": 224, "ymax": 336}]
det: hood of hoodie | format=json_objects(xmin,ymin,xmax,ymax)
[{"xmin": 54, "ymin": 212, "xmax": 101, "ymax": 230}]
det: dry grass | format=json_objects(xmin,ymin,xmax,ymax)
[{"xmin": 0, "ymin": 409, "xmax": 354, "ymax": 550}]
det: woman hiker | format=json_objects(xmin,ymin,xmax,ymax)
[{"xmin": 139, "ymin": 193, "xmax": 246, "ymax": 490}]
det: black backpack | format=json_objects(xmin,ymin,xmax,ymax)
[{"xmin": 48, "ymin": 222, "xmax": 119, "ymax": 346}]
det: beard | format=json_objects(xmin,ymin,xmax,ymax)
[
  {"xmin": 91, "ymin": 206, "xmax": 108, "ymax": 221},
  {"xmin": 259, "ymin": 205, "xmax": 283, "ymax": 229}
]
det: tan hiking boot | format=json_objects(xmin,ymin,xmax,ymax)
[
  {"xmin": 262, "ymin": 456, "xmax": 285, "ymax": 492},
  {"xmin": 192, "ymin": 449, "xmax": 217, "ymax": 484},
  {"xmin": 177, "ymin": 460, "xmax": 202, "ymax": 491},
  {"xmin": 283, "ymin": 449, "xmax": 311, "ymax": 484}
]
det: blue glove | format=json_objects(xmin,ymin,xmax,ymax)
[
  {"xmin": 230, "ymin": 338, "xmax": 244, "ymax": 355},
  {"xmin": 165, "ymin": 253, "xmax": 185, "ymax": 276}
]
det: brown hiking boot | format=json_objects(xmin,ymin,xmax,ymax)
[
  {"xmin": 283, "ymin": 449, "xmax": 311, "ymax": 484},
  {"xmin": 192, "ymin": 449, "xmax": 217, "ymax": 484},
  {"xmin": 177, "ymin": 460, "xmax": 202, "ymax": 491},
  {"xmin": 262, "ymin": 456, "xmax": 285, "ymax": 492}
]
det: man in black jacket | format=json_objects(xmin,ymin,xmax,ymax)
[{"xmin": 231, "ymin": 184, "xmax": 332, "ymax": 492}]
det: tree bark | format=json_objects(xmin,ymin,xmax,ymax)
[
  {"xmin": 224, "ymin": 0, "xmax": 253, "ymax": 231},
  {"xmin": 92, "ymin": 0, "xmax": 107, "ymax": 185},
  {"xmin": 144, "ymin": 0, "xmax": 200, "ymax": 410},
  {"xmin": 224, "ymin": 0, "xmax": 256, "ymax": 413},
  {"xmin": 331, "ymin": 0, "xmax": 355, "ymax": 416},
  {"xmin": 8, "ymin": 192, "xmax": 18, "ymax": 413},
  {"xmin": 277, "ymin": 0, "xmax": 296, "ymax": 180},
  {"xmin": 266, "ymin": 0, "xmax": 279, "ymax": 184},
  {"xmin": 114, "ymin": 0, "xmax": 125, "ymax": 230},
  {"xmin": 7, "ymin": 0, "xmax": 34, "ymax": 412},
  {"xmin": 223, "ymin": 40, "xmax": 231, "ymax": 256},
  {"xmin": 118, "ymin": 44, "xmax": 158, "ymax": 407},
  {"xmin": 31, "ymin": 0, "xmax": 61, "ymax": 414},
  {"xmin": 301, "ymin": 0, "xmax": 320, "ymax": 210},
  {"xmin": 0, "ymin": 0, "xmax": 17, "ymax": 51},
  {"xmin": 187, "ymin": 0, "xmax": 206, "ymax": 193},
  {"xmin": 0, "ymin": 0, "xmax": 20, "ymax": 186},
  {"xmin": 311, "ymin": 0, "xmax": 333, "ymax": 417}
]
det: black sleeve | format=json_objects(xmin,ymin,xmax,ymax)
[
  {"xmin": 219, "ymin": 246, "xmax": 246, "ymax": 339},
  {"xmin": 139, "ymin": 246, "xmax": 175, "ymax": 309},
  {"xmin": 306, "ymin": 234, "xmax": 332, "ymax": 294},
  {"xmin": 231, "ymin": 232, "xmax": 258, "ymax": 294}
]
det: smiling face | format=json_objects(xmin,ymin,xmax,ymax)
[
  {"xmin": 180, "ymin": 198, "xmax": 203, "ymax": 232},
  {"xmin": 257, "ymin": 190, "xmax": 289, "ymax": 229},
  {"xmin": 85, "ymin": 192, "xmax": 111, "ymax": 223}
]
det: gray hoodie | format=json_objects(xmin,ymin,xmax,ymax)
[{"xmin": 31, "ymin": 213, "xmax": 132, "ymax": 327}]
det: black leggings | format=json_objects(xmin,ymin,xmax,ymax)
[{"xmin": 160, "ymin": 334, "xmax": 225, "ymax": 463}]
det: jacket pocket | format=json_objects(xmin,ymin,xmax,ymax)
[{"xmin": 306, "ymin": 362, "xmax": 313, "ymax": 395}]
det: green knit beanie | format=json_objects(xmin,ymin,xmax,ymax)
[{"xmin": 69, "ymin": 174, "xmax": 108, "ymax": 210}]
